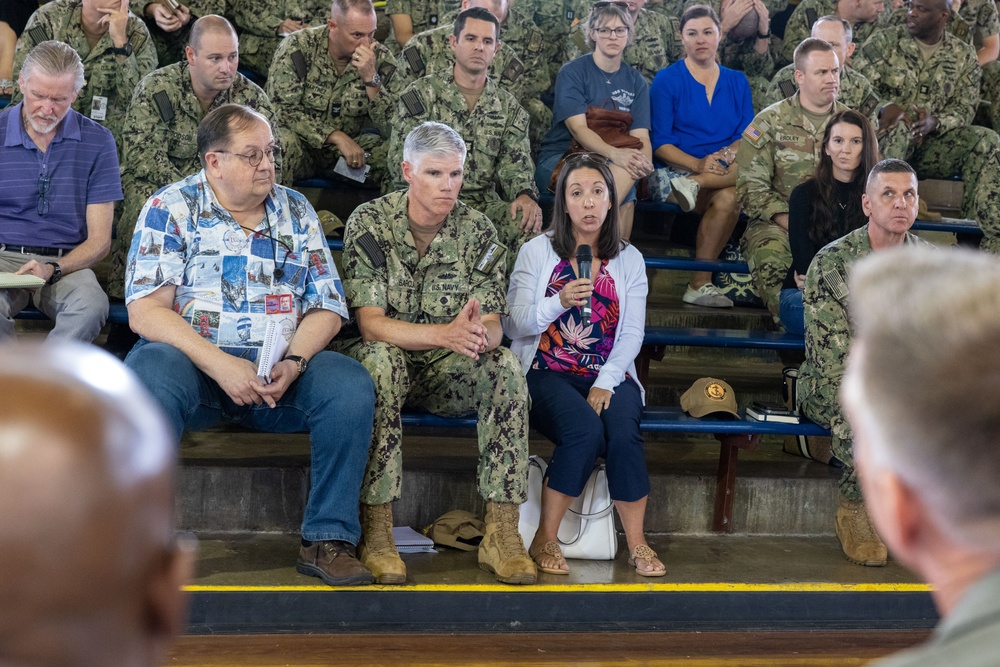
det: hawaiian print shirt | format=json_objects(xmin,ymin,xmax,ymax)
[
  {"xmin": 125, "ymin": 170, "xmax": 347, "ymax": 362},
  {"xmin": 532, "ymin": 258, "xmax": 619, "ymax": 377}
]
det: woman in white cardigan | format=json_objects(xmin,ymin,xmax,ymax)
[{"xmin": 504, "ymin": 153, "xmax": 664, "ymax": 578}]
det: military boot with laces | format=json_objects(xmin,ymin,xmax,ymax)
[
  {"xmin": 359, "ymin": 502, "xmax": 407, "ymax": 584},
  {"xmin": 835, "ymin": 495, "xmax": 888, "ymax": 566},
  {"xmin": 478, "ymin": 501, "xmax": 536, "ymax": 585}
]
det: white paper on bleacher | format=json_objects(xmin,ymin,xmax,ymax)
[{"xmin": 392, "ymin": 526, "xmax": 436, "ymax": 553}]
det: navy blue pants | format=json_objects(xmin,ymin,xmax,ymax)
[{"xmin": 527, "ymin": 369, "xmax": 649, "ymax": 502}]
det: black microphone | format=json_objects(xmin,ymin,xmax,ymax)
[{"xmin": 576, "ymin": 244, "xmax": 593, "ymax": 322}]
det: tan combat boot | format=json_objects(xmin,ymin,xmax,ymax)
[
  {"xmin": 835, "ymin": 496, "xmax": 888, "ymax": 566},
  {"xmin": 478, "ymin": 501, "xmax": 537, "ymax": 585},
  {"xmin": 358, "ymin": 502, "xmax": 406, "ymax": 584}
]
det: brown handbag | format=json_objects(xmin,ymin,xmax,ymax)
[{"xmin": 548, "ymin": 100, "xmax": 644, "ymax": 191}]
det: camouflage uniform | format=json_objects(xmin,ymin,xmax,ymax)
[
  {"xmin": 496, "ymin": 10, "xmax": 552, "ymax": 149},
  {"xmin": 562, "ymin": 8, "xmax": 683, "ymax": 83},
  {"xmin": 778, "ymin": 0, "xmax": 885, "ymax": 67},
  {"xmin": 762, "ymin": 63, "xmax": 880, "ymax": 125},
  {"xmin": 853, "ymin": 26, "xmax": 1000, "ymax": 254},
  {"xmin": 797, "ymin": 225, "xmax": 926, "ymax": 501},
  {"xmin": 513, "ymin": 0, "xmax": 577, "ymax": 83},
  {"xmin": 718, "ymin": 33, "xmax": 775, "ymax": 112},
  {"xmin": 384, "ymin": 0, "xmax": 463, "ymax": 48},
  {"xmin": 736, "ymin": 93, "xmax": 848, "ymax": 319},
  {"xmin": 129, "ymin": 0, "xmax": 226, "ymax": 66},
  {"xmin": 395, "ymin": 23, "xmax": 528, "ymax": 101},
  {"xmin": 386, "ymin": 74, "xmax": 538, "ymax": 258},
  {"xmin": 335, "ymin": 190, "xmax": 529, "ymax": 505},
  {"xmin": 12, "ymin": 0, "xmax": 158, "ymax": 147},
  {"xmin": 267, "ymin": 25, "xmax": 401, "ymax": 186},
  {"xmin": 230, "ymin": 0, "xmax": 329, "ymax": 77},
  {"xmin": 108, "ymin": 62, "xmax": 278, "ymax": 298}
]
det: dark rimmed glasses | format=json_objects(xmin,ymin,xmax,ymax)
[
  {"xmin": 214, "ymin": 145, "xmax": 281, "ymax": 167},
  {"xmin": 37, "ymin": 173, "xmax": 50, "ymax": 216},
  {"xmin": 592, "ymin": 1, "xmax": 630, "ymax": 9}
]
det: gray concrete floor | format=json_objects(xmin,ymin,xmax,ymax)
[{"xmin": 189, "ymin": 534, "xmax": 923, "ymax": 589}]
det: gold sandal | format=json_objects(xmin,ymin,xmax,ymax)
[
  {"xmin": 530, "ymin": 540, "xmax": 569, "ymax": 575},
  {"xmin": 628, "ymin": 544, "xmax": 666, "ymax": 577}
]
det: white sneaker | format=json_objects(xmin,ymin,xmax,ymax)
[
  {"xmin": 683, "ymin": 283, "xmax": 734, "ymax": 308},
  {"xmin": 669, "ymin": 176, "xmax": 700, "ymax": 212}
]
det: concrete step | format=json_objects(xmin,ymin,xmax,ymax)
[{"xmin": 175, "ymin": 431, "xmax": 840, "ymax": 537}]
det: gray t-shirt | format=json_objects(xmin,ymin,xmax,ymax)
[{"xmin": 538, "ymin": 54, "xmax": 651, "ymax": 165}]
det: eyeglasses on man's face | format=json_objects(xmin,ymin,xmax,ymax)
[
  {"xmin": 593, "ymin": 1, "xmax": 630, "ymax": 9},
  {"xmin": 214, "ymin": 145, "xmax": 281, "ymax": 168}
]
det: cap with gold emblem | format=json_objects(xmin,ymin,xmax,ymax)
[{"xmin": 680, "ymin": 377, "xmax": 740, "ymax": 418}]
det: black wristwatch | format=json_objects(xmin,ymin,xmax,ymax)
[
  {"xmin": 285, "ymin": 355, "xmax": 308, "ymax": 374},
  {"xmin": 47, "ymin": 261, "xmax": 62, "ymax": 285},
  {"xmin": 756, "ymin": 31, "xmax": 771, "ymax": 39},
  {"xmin": 109, "ymin": 42, "xmax": 133, "ymax": 57},
  {"xmin": 363, "ymin": 72, "xmax": 382, "ymax": 88}
]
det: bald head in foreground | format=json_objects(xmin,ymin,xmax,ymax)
[
  {"xmin": 0, "ymin": 342, "xmax": 194, "ymax": 667},
  {"xmin": 843, "ymin": 246, "xmax": 1000, "ymax": 666}
]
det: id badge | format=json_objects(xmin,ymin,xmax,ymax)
[
  {"xmin": 90, "ymin": 95, "xmax": 108, "ymax": 121},
  {"xmin": 266, "ymin": 293, "xmax": 294, "ymax": 314}
]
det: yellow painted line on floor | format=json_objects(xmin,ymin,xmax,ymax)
[{"xmin": 185, "ymin": 582, "xmax": 932, "ymax": 593}]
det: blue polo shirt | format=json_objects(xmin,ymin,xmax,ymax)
[{"xmin": 0, "ymin": 102, "xmax": 122, "ymax": 250}]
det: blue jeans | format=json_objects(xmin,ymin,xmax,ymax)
[
  {"xmin": 535, "ymin": 152, "xmax": 637, "ymax": 204},
  {"xmin": 125, "ymin": 340, "xmax": 375, "ymax": 544},
  {"xmin": 526, "ymin": 369, "xmax": 649, "ymax": 502},
  {"xmin": 779, "ymin": 288, "xmax": 805, "ymax": 335}
]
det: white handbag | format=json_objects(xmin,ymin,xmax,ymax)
[{"xmin": 518, "ymin": 454, "xmax": 619, "ymax": 560}]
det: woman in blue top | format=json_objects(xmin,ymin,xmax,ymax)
[
  {"xmin": 649, "ymin": 4, "xmax": 754, "ymax": 308},
  {"xmin": 534, "ymin": 2, "xmax": 654, "ymax": 240}
]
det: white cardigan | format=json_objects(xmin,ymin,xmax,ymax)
[{"xmin": 503, "ymin": 232, "xmax": 648, "ymax": 404}]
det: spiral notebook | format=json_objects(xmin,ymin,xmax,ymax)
[
  {"xmin": 0, "ymin": 273, "xmax": 45, "ymax": 288},
  {"xmin": 256, "ymin": 320, "xmax": 289, "ymax": 383}
]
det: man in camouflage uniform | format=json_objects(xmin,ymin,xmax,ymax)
[
  {"xmin": 853, "ymin": 0, "xmax": 1000, "ymax": 254},
  {"xmin": 335, "ymin": 121, "xmax": 536, "ymax": 586},
  {"xmin": 797, "ymin": 159, "xmax": 927, "ymax": 566},
  {"xmin": 778, "ymin": 0, "xmax": 886, "ymax": 67},
  {"xmin": 109, "ymin": 15, "xmax": 278, "ymax": 298},
  {"xmin": 737, "ymin": 38, "xmax": 848, "ymax": 321},
  {"xmin": 130, "ymin": 0, "xmax": 226, "ymax": 65},
  {"xmin": 267, "ymin": 0, "xmax": 400, "ymax": 187},
  {"xmin": 384, "ymin": 0, "xmax": 464, "ymax": 50},
  {"xmin": 395, "ymin": 0, "xmax": 526, "ymax": 100},
  {"xmin": 394, "ymin": 0, "xmax": 551, "ymax": 148},
  {"xmin": 563, "ymin": 0, "xmax": 683, "ymax": 83},
  {"xmin": 763, "ymin": 17, "xmax": 879, "ymax": 123},
  {"xmin": 386, "ymin": 7, "xmax": 541, "ymax": 260},
  {"xmin": 230, "ymin": 0, "xmax": 330, "ymax": 79},
  {"xmin": 12, "ymin": 0, "xmax": 158, "ymax": 147}
]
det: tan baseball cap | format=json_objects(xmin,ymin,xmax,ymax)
[
  {"xmin": 680, "ymin": 377, "xmax": 740, "ymax": 419},
  {"xmin": 425, "ymin": 510, "xmax": 486, "ymax": 551}
]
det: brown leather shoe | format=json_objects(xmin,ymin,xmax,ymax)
[
  {"xmin": 478, "ymin": 501, "xmax": 536, "ymax": 585},
  {"xmin": 359, "ymin": 502, "xmax": 406, "ymax": 584},
  {"xmin": 297, "ymin": 540, "xmax": 374, "ymax": 586},
  {"xmin": 835, "ymin": 496, "xmax": 888, "ymax": 567}
]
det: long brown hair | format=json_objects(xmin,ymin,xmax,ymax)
[
  {"xmin": 808, "ymin": 110, "xmax": 879, "ymax": 246},
  {"xmin": 550, "ymin": 154, "xmax": 624, "ymax": 260}
]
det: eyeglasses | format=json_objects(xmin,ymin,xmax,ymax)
[
  {"xmin": 593, "ymin": 1, "xmax": 630, "ymax": 9},
  {"xmin": 214, "ymin": 145, "xmax": 281, "ymax": 167},
  {"xmin": 593, "ymin": 26, "xmax": 630, "ymax": 37},
  {"xmin": 37, "ymin": 173, "xmax": 50, "ymax": 216}
]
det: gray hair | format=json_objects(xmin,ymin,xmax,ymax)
[
  {"xmin": 20, "ymin": 41, "xmax": 85, "ymax": 93},
  {"xmin": 813, "ymin": 15, "xmax": 852, "ymax": 44},
  {"xmin": 864, "ymin": 158, "xmax": 916, "ymax": 194},
  {"xmin": 330, "ymin": 0, "xmax": 376, "ymax": 19},
  {"xmin": 844, "ymin": 246, "xmax": 1000, "ymax": 548},
  {"xmin": 585, "ymin": 3, "xmax": 634, "ymax": 50},
  {"xmin": 402, "ymin": 121, "xmax": 467, "ymax": 167}
]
